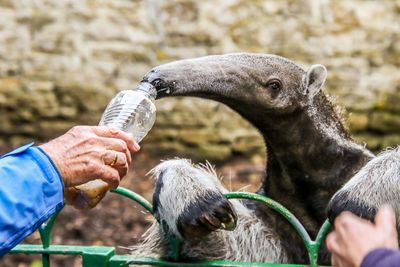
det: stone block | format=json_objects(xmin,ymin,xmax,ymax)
[
  {"xmin": 59, "ymin": 106, "xmax": 78, "ymax": 118},
  {"xmin": 23, "ymin": 80, "xmax": 54, "ymax": 92},
  {"xmin": 353, "ymin": 134, "xmax": 382, "ymax": 151},
  {"xmin": 196, "ymin": 144, "xmax": 232, "ymax": 161},
  {"xmin": 55, "ymin": 80, "xmax": 112, "ymax": 113},
  {"xmin": 177, "ymin": 129, "xmax": 215, "ymax": 145},
  {"xmin": 91, "ymin": 42, "xmax": 155, "ymax": 63},
  {"xmin": 0, "ymin": 116, "xmax": 15, "ymax": 134},
  {"xmin": 347, "ymin": 112, "xmax": 369, "ymax": 133},
  {"xmin": 18, "ymin": 91, "xmax": 60, "ymax": 118},
  {"xmin": 16, "ymin": 10, "xmax": 55, "ymax": 32},
  {"xmin": 37, "ymin": 120, "xmax": 76, "ymax": 139},
  {"xmin": 9, "ymin": 135, "xmax": 35, "ymax": 148},
  {"xmin": 376, "ymin": 89, "xmax": 400, "ymax": 112},
  {"xmin": 369, "ymin": 111, "xmax": 400, "ymax": 133},
  {"xmin": 0, "ymin": 77, "xmax": 22, "ymax": 93},
  {"xmin": 0, "ymin": 0, "xmax": 399, "ymax": 161},
  {"xmin": 381, "ymin": 134, "xmax": 400, "ymax": 149},
  {"xmin": 0, "ymin": 0, "xmax": 13, "ymax": 8},
  {"xmin": 231, "ymin": 134, "xmax": 265, "ymax": 156},
  {"xmin": 142, "ymin": 140, "xmax": 188, "ymax": 156}
]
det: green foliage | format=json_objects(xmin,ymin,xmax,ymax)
[{"xmin": 30, "ymin": 260, "xmax": 42, "ymax": 267}]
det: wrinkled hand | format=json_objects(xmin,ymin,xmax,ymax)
[
  {"xmin": 326, "ymin": 205, "xmax": 398, "ymax": 267},
  {"xmin": 40, "ymin": 126, "xmax": 140, "ymax": 189}
]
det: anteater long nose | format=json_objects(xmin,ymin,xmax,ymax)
[{"xmin": 142, "ymin": 69, "xmax": 162, "ymax": 88}]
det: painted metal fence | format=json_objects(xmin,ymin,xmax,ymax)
[{"xmin": 9, "ymin": 187, "xmax": 331, "ymax": 267}]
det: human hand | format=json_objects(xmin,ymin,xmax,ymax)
[
  {"xmin": 326, "ymin": 205, "xmax": 398, "ymax": 267},
  {"xmin": 39, "ymin": 126, "xmax": 140, "ymax": 189}
]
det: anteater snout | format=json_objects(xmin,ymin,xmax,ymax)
[{"xmin": 142, "ymin": 69, "xmax": 175, "ymax": 98}]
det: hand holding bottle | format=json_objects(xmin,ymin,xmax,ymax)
[
  {"xmin": 39, "ymin": 125, "xmax": 140, "ymax": 208},
  {"xmin": 69, "ymin": 82, "xmax": 157, "ymax": 209}
]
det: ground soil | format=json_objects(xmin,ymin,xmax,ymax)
[{"xmin": 2, "ymin": 149, "xmax": 264, "ymax": 267}]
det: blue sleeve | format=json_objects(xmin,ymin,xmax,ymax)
[
  {"xmin": 0, "ymin": 143, "xmax": 64, "ymax": 256},
  {"xmin": 361, "ymin": 248, "xmax": 400, "ymax": 267}
]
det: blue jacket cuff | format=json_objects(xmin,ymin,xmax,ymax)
[
  {"xmin": 361, "ymin": 248, "xmax": 400, "ymax": 267},
  {"xmin": 0, "ymin": 143, "xmax": 64, "ymax": 256}
]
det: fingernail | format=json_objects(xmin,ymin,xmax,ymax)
[
  {"xmin": 110, "ymin": 128, "xmax": 119, "ymax": 135},
  {"xmin": 133, "ymin": 142, "xmax": 140, "ymax": 151}
]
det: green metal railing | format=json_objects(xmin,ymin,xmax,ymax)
[{"xmin": 9, "ymin": 187, "xmax": 331, "ymax": 267}]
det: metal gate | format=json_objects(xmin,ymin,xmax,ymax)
[{"xmin": 9, "ymin": 187, "xmax": 331, "ymax": 267}]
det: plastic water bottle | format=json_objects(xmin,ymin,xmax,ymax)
[{"xmin": 66, "ymin": 82, "xmax": 157, "ymax": 209}]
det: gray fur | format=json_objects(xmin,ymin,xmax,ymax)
[
  {"xmin": 133, "ymin": 53, "xmax": 375, "ymax": 264},
  {"xmin": 131, "ymin": 159, "xmax": 287, "ymax": 263},
  {"xmin": 303, "ymin": 64, "xmax": 327, "ymax": 99},
  {"xmin": 150, "ymin": 159, "xmax": 223, "ymax": 237},
  {"xmin": 328, "ymin": 147, "xmax": 400, "ymax": 223}
]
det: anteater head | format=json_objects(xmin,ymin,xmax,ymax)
[{"xmin": 142, "ymin": 53, "xmax": 327, "ymax": 122}]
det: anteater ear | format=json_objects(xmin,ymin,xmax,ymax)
[{"xmin": 303, "ymin": 64, "xmax": 327, "ymax": 99}]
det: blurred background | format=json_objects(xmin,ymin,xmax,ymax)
[{"xmin": 1, "ymin": 0, "xmax": 399, "ymax": 266}]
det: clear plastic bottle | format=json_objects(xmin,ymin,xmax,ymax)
[{"xmin": 66, "ymin": 82, "xmax": 157, "ymax": 209}]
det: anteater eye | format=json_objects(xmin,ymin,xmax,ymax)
[{"xmin": 267, "ymin": 80, "xmax": 281, "ymax": 91}]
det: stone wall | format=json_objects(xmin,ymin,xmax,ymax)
[{"xmin": 0, "ymin": 0, "xmax": 399, "ymax": 160}]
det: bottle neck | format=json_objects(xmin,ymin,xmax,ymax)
[{"xmin": 135, "ymin": 82, "xmax": 157, "ymax": 101}]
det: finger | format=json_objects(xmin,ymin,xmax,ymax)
[
  {"xmin": 116, "ymin": 164, "xmax": 128, "ymax": 180},
  {"xmin": 334, "ymin": 213, "xmax": 367, "ymax": 243},
  {"xmin": 337, "ymin": 211, "xmax": 366, "ymax": 223},
  {"xmin": 98, "ymin": 137, "xmax": 127, "ymax": 152},
  {"xmin": 332, "ymin": 253, "xmax": 351, "ymax": 267},
  {"xmin": 102, "ymin": 151, "xmax": 128, "ymax": 167},
  {"xmin": 326, "ymin": 232, "xmax": 347, "ymax": 258},
  {"xmin": 98, "ymin": 165, "xmax": 121, "ymax": 189},
  {"xmin": 325, "ymin": 231, "xmax": 337, "ymax": 253},
  {"xmin": 97, "ymin": 137, "xmax": 132, "ymax": 165},
  {"xmin": 92, "ymin": 126, "xmax": 140, "ymax": 152},
  {"xmin": 376, "ymin": 205, "xmax": 398, "ymax": 246},
  {"xmin": 335, "ymin": 211, "xmax": 371, "ymax": 233},
  {"xmin": 375, "ymin": 205, "xmax": 396, "ymax": 229},
  {"xmin": 331, "ymin": 254, "xmax": 338, "ymax": 267},
  {"xmin": 126, "ymin": 149, "xmax": 132, "ymax": 166},
  {"xmin": 331, "ymin": 254, "xmax": 340, "ymax": 267}
]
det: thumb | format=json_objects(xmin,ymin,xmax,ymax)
[{"xmin": 375, "ymin": 205, "xmax": 396, "ymax": 230}]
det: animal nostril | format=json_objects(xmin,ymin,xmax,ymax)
[
  {"xmin": 151, "ymin": 78, "xmax": 172, "ymax": 95},
  {"xmin": 152, "ymin": 78, "xmax": 164, "ymax": 88}
]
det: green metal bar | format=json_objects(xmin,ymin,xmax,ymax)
[
  {"xmin": 10, "ymin": 244, "xmax": 115, "ymax": 255},
  {"xmin": 11, "ymin": 245, "xmax": 328, "ymax": 267},
  {"xmin": 314, "ymin": 220, "xmax": 331, "ymax": 253},
  {"xmin": 112, "ymin": 187, "xmax": 183, "ymax": 261},
  {"xmin": 109, "ymin": 255, "xmax": 330, "ymax": 267},
  {"xmin": 224, "ymin": 192, "xmax": 317, "ymax": 265},
  {"xmin": 38, "ymin": 211, "xmax": 61, "ymax": 248},
  {"xmin": 167, "ymin": 232, "xmax": 182, "ymax": 261},
  {"xmin": 81, "ymin": 247, "xmax": 116, "ymax": 267},
  {"xmin": 9, "ymin": 187, "xmax": 333, "ymax": 267},
  {"xmin": 295, "ymin": 220, "xmax": 332, "ymax": 267},
  {"xmin": 111, "ymin": 188, "xmax": 331, "ymax": 266},
  {"xmin": 224, "ymin": 193, "xmax": 312, "ymax": 241},
  {"xmin": 306, "ymin": 220, "xmax": 332, "ymax": 266},
  {"xmin": 38, "ymin": 209, "xmax": 62, "ymax": 267},
  {"xmin": 41, "ymin": 249, "xmax": 50, "ymax": 267},
  {"xmin": 11, "ymin": 244, "xmax": 115, "ymax": 267},
  {"xmin": 111, "ymin": 187, "xmax": 153, "ymax": 213}
]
